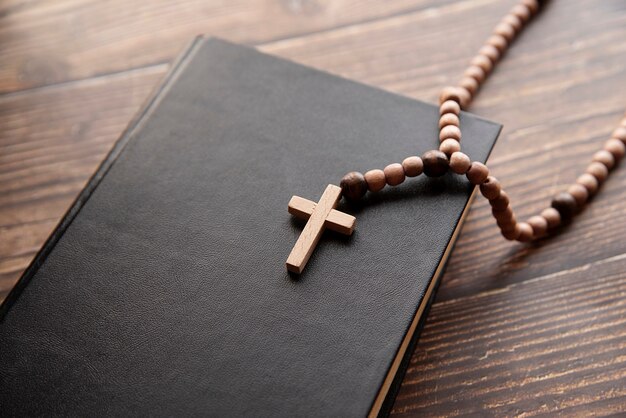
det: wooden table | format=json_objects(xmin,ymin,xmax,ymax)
[{"xmin": 1, "ymin": 0, "xmax": 625, "ymax": 415}]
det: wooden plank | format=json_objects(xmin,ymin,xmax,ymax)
[
  {"xmin": 391, "ymin": 254, "xmax": 626, "ymax": 416},
  {"xmin": 0, "ymin": 0, "xmax": 437, "ymax": 93}
]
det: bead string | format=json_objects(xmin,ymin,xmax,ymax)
[{"xmin": 339, "ymin": 0, "xmax": 626, "ymax": 243}]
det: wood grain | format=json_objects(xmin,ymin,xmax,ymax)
[{"xmin": 0, "ymin": 0, "xmax": 625, "ymax": 414}]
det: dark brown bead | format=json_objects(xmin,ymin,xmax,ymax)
[
  {"xmin": 340, "ymin": 171, "xmax": 367, "ymax": 200},
  {"xmin": 551, "ymin": 192, "xmax": 577, "ymax": 222},
  {"xmin": 421, "ymin": 150, "xmax": 449, "ymax": 177}
]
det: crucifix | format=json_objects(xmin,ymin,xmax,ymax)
[{"xmin": 286, "ymin": 184, "xmax": 356, "ymax": 274}]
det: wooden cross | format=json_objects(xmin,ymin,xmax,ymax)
[{"xmin": 286, "ymin": 184, "xmax": 356, "ymax": 274}]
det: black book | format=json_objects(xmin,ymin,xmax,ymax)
[{"xmin": 0, "ymin": 38, "xmax": 500, "ymax": 417}]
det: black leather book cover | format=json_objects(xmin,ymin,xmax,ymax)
[{"xmin": 0, "ymin": 37, "xmax": 500, "ymax": 417}]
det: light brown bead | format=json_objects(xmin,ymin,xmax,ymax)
[
  {"xmin": 502, "ymin": 225, "xmax": 521, "ymax": 241},
  {"xmin": 439, "ymin": 138, "xmax": 461, "ymax": 156},
  {"xmin": 439, "ymin": 113, "xmax": 460, "ymax": 129},
  {"xmin": 540, "ymin": 207, "xmax": 561, "ymax": 229},
  {"xmin": 449, "ymin": 152, "xmax": 471, "ymax": 174},
  {"xmin": 490, "ymin": 190, "xmax": 509, "ymax": 211},
  {"xmin": 586, "ymin": 161, "xmax": 609, "ymax": 183},
  {"xmin": 487, "ymin": 34, "xmax": 508, "ymax": 54},
  {"xmin": 340, "ymin": 171, "xmax": 368, "ymax": 200},
  {"xmin": 567, "ymin": 183, "xmax": 589, "ymax": 207},
  {"xmin": 527, "ymin": 215, "xmax": 548, "ymax": 237},
  {"xmin": 592, "ymin": 149, "xmax": 615, "ymax": 170},
  {"xmin": 456, "ymin": 87, "xmax": 472, "ymax": 109},
  {"xmin": 604, "ymin": 138, "xmax": 626, "ymax": 160},
  {"xmin": 511, "ymin": 4, "xmax": 531, "ymax": 23},
  {"xmin": 364, "ymin": 169, "xmax": 386, "ymax": 192},
  {"xmin": 470, "ymin": 55, "xmax": 493, "ymax": 75},
  {"xmin": 466, "ymin": 162, "xmax": 489, "ymax": 185},
  {"xmin": 383, "ymin": 163, "xmax": 405, "ymax": 186},
  {"xmin": 521, "ymin": 0, "xmax": 540, "ymax": 15},
  {"xmin": 439, "ymin": 125, "xmax": 462, "ymax": 141},
  {"xmin": 402, "ymin": 156, "xmax": 423, "ymax": 177},
  {"xmin": 459, "ymin": 76, "xmax": 479, "ymax": 96},
  {"xmin": 479, "ymin": 176, "xmax": 502, "ymax": 200},
  {"xmin": 576, "ymin": 173, "xmax": 599, "ymax": 195},
  {"xmin": 503, "ymin": 14, "xmax": 523, "ymax": 33},
  {"xmin": 463, "ymin": 65, "xmax": 486, "ymax": 84},
  {"xmin": 479, "ymin": 45, "xmax": 500, "ymax": 63},
  {"xmin": 440, "ymin": 100, "xmax": 460, "ymax": 116},
  {"xmin": 439, "ymin": 86, "xmax": 461, "ymax": 105},
  {"xmin": 612, "ymin": 127, "xmax": 626, "ymax": 143},
  {"xmin": 494, "ymin": 23, "xmax": 516, "ymax": 43},
  {"xmin": 516, "ymin": 222, "xmax": 534, "ymax": 242}
]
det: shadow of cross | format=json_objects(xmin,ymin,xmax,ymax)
[{"xmin": 286, "ymin": 184, "xmax": 356, "ymax": 274}]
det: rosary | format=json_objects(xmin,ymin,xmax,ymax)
[{"xmin": 286, "ymin": 0, "xmax": 626, "ymax": 274}]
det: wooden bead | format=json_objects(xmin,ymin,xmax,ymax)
[
  {"xmin": 567, "ymin": 183, "xmax": 589, "ymax": 207},
  {"xmin": 592, "ymin": 149, "xmax": 615, "ymax": 170},
  {"xmin": 527, "ymin": 215, "xmax": 548, "ymax": 237},
  {"xmin": 551, "ymin": 192, "xmax": 577, "ymax": 222},
  {"xmin": 456, "ymin": 87, "xmax": 472, "ymax": 109},
  {"xmin": 487, "ymin": 35, "xmax": 508, "ymax": 54},
  {"xmin": 494, "ymin": 23, "xmax": 516, "ymax": 43},
  {"xmin": 612, "ymin": 127, "xmax": 626, "ymax": 143},
  {"xmin": 464, "ymin": 65, "xmax": 486, "ymax": 84},
  {"xmin": 516, "ymin": 222, "xmax": 534, "ymax": 242},
  {"xmin": 340, "ymin": 171, "xmax": 367, "ymax": 200},
  {"xmin": 541, "ymin": 207, "xmax": 561, "ymax": 229},
  {"xmin": 511, "ymin": 4, "xmax": 531, "ymax": 23},
  {"xmin": 490, "ymin": 190, "xmax": 510, "ymax": 211},
  {"xmin": 439, "ymin": 125, "xmax": 461, "ymax": 141},
  {"xmin": 459, "ymin": 76, "xmax": 479, "ymax": 96},
  {"xmin": 493, "ymin": 205, "xmax": 513, "ymax": 220},
  {"xmin": 577, "ymin": 173, "xmax": 599, "ymax": 195},
  {"xmin": 449, "ymin": 152, "xmax": 471, "ymax": 174},
  {"xmin": 383, "ymin": 163, "xmax": 405, "ymax": 186},
  {"xmin": 439, "ymin": 138, "xmax": 461, "ymax": 156},
  {"xmin": 586, "ymin": 162, "xmax": 608, "ymax": 183},
  {"xmin": 502, "ymin": 225, "xmax": 521, "ymax": 241},
  {"xmin": 521, "ymin": 0, "xmax": 540, "ymax": 15},
  {"xmin": 479, "ymin": 45, "xmax": 500, "ymax": 63},
  {"xmin": 422, "ymin": 150, "xmax": 449, "ymax": 177},
  {"xmin": 402, "ymin": 156, "xmax": 423, "ymax": 177},
  {"xmin": 466, "ymin": 162, "xmax": 489, "ymax": 185},
  {"xmin": 364, "ymin": 169, "xmax": 386, "ymax": 192},
  {"xmin": 503, "ymin": 14, "xmax": 523, "ymax": 33},
  {"xmin": 440, "ymin": 100, "xmax": 460, "ymax": 116},
  {"xmin": 439, "ymin": 86, "xmax": 461, "ymax": 105},
  {"xmin": 604, "ymin": 138, "xmax": 626, "ymax": 160},
  {"xmin": 470, "ymin": 55, "xmax": 493, "ymax": 74},
  {"xmin": 497, "ymin": 212, "xmax": 517, "ymax": 231},
  {"xmin": 479, "ymin": 176, "xmax": 502, "ymax": 200},
  {"xmin": 439, "ymin": 113, "xmax": 460, "ymax": 129}
]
